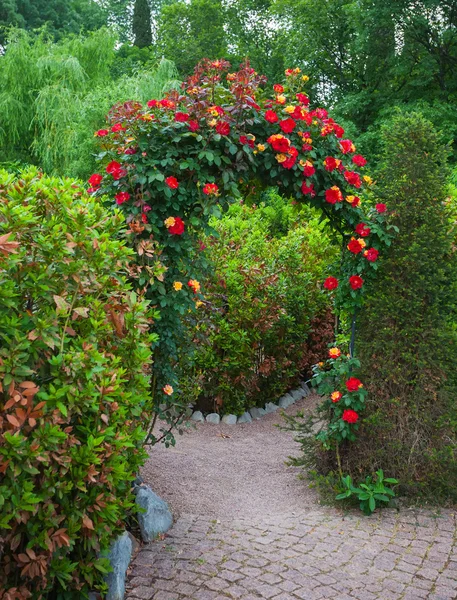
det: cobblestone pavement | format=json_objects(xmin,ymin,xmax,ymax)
[
  {"xmin": 126, "ymin": 508, "xmax": 457, "ymax": 600},
  {"xmin": 126, "ymin": 398, "xmax": 457, "ymax": 600}
]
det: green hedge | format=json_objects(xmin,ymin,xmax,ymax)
[
  {"xmin": 181, "ymin": 193, "xmax": 337, "ymax": 415},
  {"xmin": 0, "ymin": 169, "xmax": 155, "ymax": 598}
]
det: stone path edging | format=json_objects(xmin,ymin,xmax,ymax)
[{"xmin": 190, "ymin": 382, "xmax": 311, "ymax": 425}]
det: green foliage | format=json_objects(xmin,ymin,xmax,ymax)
[
  {"xmin": 0, "ymin": 168, "xmax": 155, "ymax": 598},
  {"xmin": 133, "ymin": 0, "xmax": 152, "ymax": 48},
  {"xmin": 336, "ymin": 470, "xmax": 398, "ymax": 515},
  {"xmin": 0, "ymin": 28, "xmax": 180, "ymax": 179},
  {"xmin": 352, "ymin": 112, "xmax": 457, "ymax": 500},
  {"xmin": 182, "ymin": 194, "xmax": 336, "ymax": 415}
]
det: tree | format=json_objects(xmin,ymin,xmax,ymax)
[
  {"xmin": 156, "ymin": 0, "xmax": 228, "ymax": 75},
  {"xmin": 0, "ymin": 0, "xmax": 107, "ymax": 44},
  {"xmin": 132, "ymin": 0, "xmax": 152, "ymax": 47},
  {"xmin": 353, "ymin": 112, "xmax": 457, "ymax": 499}
]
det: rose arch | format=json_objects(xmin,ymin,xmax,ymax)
[{"xmin": 89, "ymin": 59, "xmax": 393, "ymax": 449}]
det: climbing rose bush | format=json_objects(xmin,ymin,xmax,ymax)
[{"xmin": 90, "ymin": 59, "xmax": 395, "ymax": 445}]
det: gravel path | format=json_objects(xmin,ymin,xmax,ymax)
[
  {"xmin": 140, "ymin": 395, "xmax": 318, "ymax": 520},
  {"xmin": 126, "ymin": 395, "xmax": 457, "ymax": 600}
]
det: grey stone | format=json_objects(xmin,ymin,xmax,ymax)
[
  {"xmin": 191, "ymin": 410, "xmax": 204, "ymax": 422},
  {"xmin": 222, "ymin": 414, "xmax": 237, "ymax": 425},
  {"xmin": 300, "ymin": 381, "xmax": 311, "ymax": 396},
  {"xmin": 250, "ymin": 407, "xmax": 267, "ymax": 420},
  {"xmin": 290, "ymin": 388, "xmax": 304, "ymax": 402},
  {"xmin": 136, "ymin": 486, "xmax": 173, "ymax": 542},
  {"xmin": 278, "ymin": 394, "xmax": 294, "ymax": 409},
  {"xmin": 206, "ymin": 413, "xmax": 221, "ymax": 424},
  {"xmin": 264, "ymin": 402, "xmax": 279, "ymax": 414},
  {"xmin": 105, "ymin": 531, "xmax": 132, "ymax": 600},
  {"xmin": 237, "ymin": 412, "xmax": 252, "ymax": 424},
  {"xmin": 88, "ymin": 593, "xmax": 98, "ymax": 600}
]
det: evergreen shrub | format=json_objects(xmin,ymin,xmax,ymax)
[{"xmin": 0, "ymin": 169, "xmax": 154, "ymax": 598}]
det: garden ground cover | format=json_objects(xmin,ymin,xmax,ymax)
[{"xmin": 125, "ymin": 396, "xmax": 457, "ymax": 600}]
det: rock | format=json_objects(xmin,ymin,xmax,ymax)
[
  {"xmin": 206, "ymin": 413, "xmax": 220, "ymax": 424},
  {"xmin": 237, "ymin": 412, "xmax": 252, "ymax": 424},
  {"xmin": 105, "ymin": 531, "xmax": 132, "ymax": 600},
  {"xmin": 88, "ymin": 593, "xmax": 99, "ymax": 600},
  {"xmin": 136, "ymin": 486, "xmax": 173, "ymax": 542},
  {"xmin": 127, "ymin": 531, "xmax": 140, "ymax": 555},
  {"xmin": 190, "ymin": 410, "xmax": 204, "ymax": 422},
  {"xmin": 221, "ymin": 414, "xmax": 237, "ymax": 425},
  {"xmin": 264, "ymin": 402, "xmax": 279, "ymax": 414},
  {"xmin": 290, "ymin": 388, "xmax": 304, "ymax": 402},
  {"xmin": 133, "ymin": 474, "xmax": 144, "ymax": 488},
  {"xmin": 249, "ymin": 407, "xmax": 266, "ymax": 420},
  {"xmin": 300, "ymin": 381, "xmax": 311, "ymax": 396},
  {"xmin": 278, "ymin": 394, "xmax": 294, "ymax": 409}
]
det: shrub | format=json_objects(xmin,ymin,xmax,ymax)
[
  {"xmin": 181, "ymin": 194, "xmax": 336, "ymax": 415},
  {"xmin": 349, "ymin": 112, "xmax": 457, "ymax": 500},
  {"xmin": 0, "ymin": 168, "xmax": 155, "ymax": 598}
]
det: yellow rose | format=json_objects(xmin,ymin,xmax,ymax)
[
  {"xmin": 302, "ymin": 75, "xmax": 310, "ymax": 82},
  {"xmin": 209, "ymin": 118, "xmax": 217, "ymax": 127},
  {"xmin": 257, "ymin": 144, "xmax": 266, "ymax": 152},
  {"xmin": 285, "ymin": 105, "xmax": 295, "ymax": 114},
  {"xmin": 276, "ymin": 154, "xmax": 287, "ymax": 163},
  {"xmin": 164, "ymin": 217, "xmax": 176, "ymax": 228},
  {"xmin": 363, "ymin": 175, "xmax": 373, "ymax": 185},
  {"xmin": 173, "ymin": 281, "xmax": 183, "ymax": 291},
  {"xmin": 276, "ymin": 94, "xmax": 286, "ymax": 104}
]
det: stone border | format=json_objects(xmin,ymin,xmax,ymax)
[{"xmin": 190, "ymin": 381, "xmax": 311, "ymax": 425}]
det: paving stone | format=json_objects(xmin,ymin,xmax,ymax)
[{"xmin": 125, "ymin": 509, "xmax": 456, "ymax": 600}]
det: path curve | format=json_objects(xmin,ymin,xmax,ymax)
[{"xmin": 126, "ymin": 396, "xmax": 457, "ymax": 600}]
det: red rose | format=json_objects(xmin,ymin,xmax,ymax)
[
  {"xmin": 296, "ymin": 93, "xmax": 309, "ymax": 105},
  {"xmin": 376, "ymin": 203, "xmax": 387, "ymax": 213},
  {"xmin": 188, "ymin": 120, "xmax": 200, "ymax": 132},
  {"xmin": 240, "ymin": 135, "xmax": 255, "ymax": 148},
  {"xmin": 216, "ymin": 121, "xmax": 231, "ymax": 136},
  {"xmin": 279, "ymin": 118, "xmax": 296, "ymax": 134},
  {"xmin": 111, "ymin": 168, "xmax": 127, "ymax": 180},
  {"xmin": 346, "ymin": 377, "xmax": 363, "ymax": 392},
  {"xmin": 282, "ymin": 147, "xmax": 298, "ymax": 169},
  {"xmin": 347, "ymin": 238, "xmax": 364, "ymax": 254},
  {"xmin": 111, "ymin": 123, "xmax": 125, "ymax": 132},
  {"xmin": 141, "ymin": 212, "xmax": 148, "ymax": 223},
  {"xmin": 267, "ymin": 134, "xmax": 290, "ymax": 153},
  {"xmin": 125, "ymin": 147, "xmax": 137, "ymax": 155},
  {"xmin": 352, "ymin": 154, "xmax": 367, "ymax": 167},
  {"xmin": 203, "ymin": 183, "xmax": 219, "ymax": 196},
  {"xmin": 347, "ymin": 195, "xmax": 361, "ymax": 208},
  {"xmin": 364, "ymin": 248, "xmax": 379, "ymax": 262},
  {"xmin": 95, "ymin": 129, "xmax": 109, "ymax": 137},
  {"xmin": 334, "ymin": 124, "xmax": 345, "ymax": 138},
  {"xmin": 147, "ymin": 99, "xmax": 158, "ymax": 108},
  {"xmin": 313, "ymin": 108, "xmax": 328, "ymax": 119},
  {"xmin": 355, "ymin": 223, "xmax": 371, "ymax": 237},
  {"xmin": 340, "ymin": 139, "xmax": 355, "ymax": 154},
  {"xmin": 165, "ymin": 176, "xmax": 179, "ymax": 189},
  {"xmin": 342, "ymin": 409, "xmax": 359, "ymax": 423},
  {"xmin": 168, "ymin": 216, "xmax": 185, "ymax": 235},
  {"xmin": 106, "ymin": 161, "xmax": 121, "ymax": 174},
  {"xmin": 301, "ymin": 181, "xmax": 315, "ymax": 197},
  {"xmin": 323, "ymin": 157, "xmax": 338, "ymax": 172},
  {"xmin": 265, "ymin": 110, "xmax": 279, "ymax": 123},
  {"xmin": 88, "ymin": 173, "xmax": 103, "ymax": 187},
  {"xmin": 303, "ymin": 161, "xmax": 315, "ymax": 177},
  {"xmin": 349, "ymin": 275, "xmax": 364, "ymax": 290},
  {"xmin": 115, "ymin": 191, "xmax": 130, "ymax": 205},
  {"xmin": 175, "ymin": 112, "xmax": 189, "ymax": 122},
  {"xmin": 324, "ymin": 276, "xmax": 338, "ymax": 290},
  {"xmin": 325, "ymin": 187, "xmax": 343, "ymax": 204},
  {"xmin": 273, "ymin": 84, "xmax": 284, "ymax": 93},
  {"xmin": 344, "ymin": 170, "xmax": 362, "ymax": 188}
]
